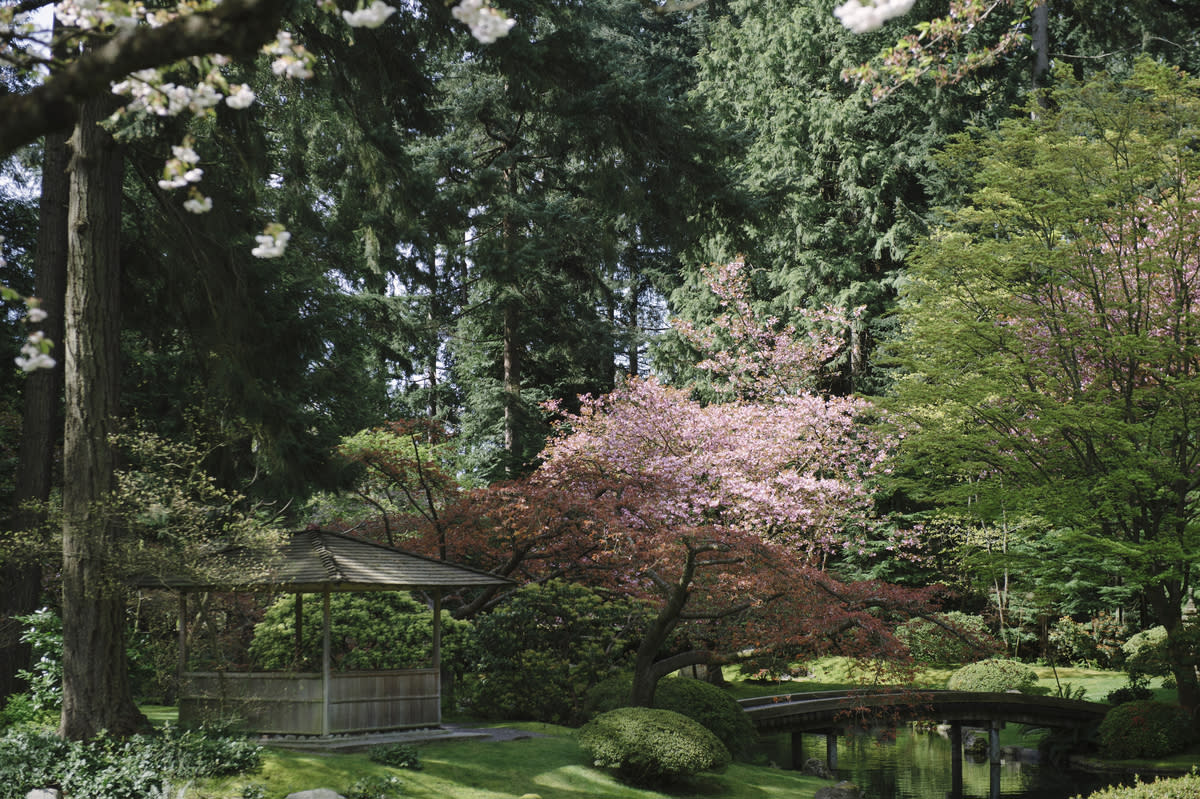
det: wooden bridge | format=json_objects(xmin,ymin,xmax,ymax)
[
  {"xmin": 738, "ymin": 689, "xmax": 1110, "ymax": 797},
  {"xmin": 740, "ymin": 688, "xmax": 1108, "ymax": 735}
]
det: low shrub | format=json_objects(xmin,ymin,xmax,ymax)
[
  {"xmin": 1106, "ymin": 674, "xmax": 1155, "ymax": 706},
  {"xmin": 578, "ymin": 707, "xmax": 730, "ymax": 786},
  {"xmin": 1097, "ymin": 701, "xmax": 1195, "ymax": 760},
  {"xmin": 1085, "ymin": 775, "xmax": 1200, "ymax": 799},
  {"xmin": 368, "ymin": 742, "xmax": 421, "ymax": 769},
  {"xmin": 946, "ymin": 659, "xmax": 1038, "ymax": 693},
  {"xmin": 582, "ymin": 675, "xmax": 755, "ymax": 757},
  {"xmin": 0, "ymin": 724, "xmax": 262, "ymax": 799},
  {"xmin": 346, "ymin": 774, "xmax": 405, "ymax": 799}
]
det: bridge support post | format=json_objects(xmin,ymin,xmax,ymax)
[
  {"xmin": 790, "ymin": 731, "xmax": 803, "ymax": 770},
  {"xmin": 949, "ymin": 723, "xmax": 963, "ymax": 799},
  {"xmin": 989, "ymin": 720, "xmax": 1002, "ymax": 799},
  {"xmin": 826, "ymin": 731, "xmax": 838, "ymax": 770}
]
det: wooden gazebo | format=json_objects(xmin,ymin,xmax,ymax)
[{"xmin": 138, "ymin": 529, "xmax": 511, "ymax": 738}]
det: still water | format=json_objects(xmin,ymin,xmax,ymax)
[{"xmin": 759, "ymin": 729, "xmax": 1119, "ymax": 799}]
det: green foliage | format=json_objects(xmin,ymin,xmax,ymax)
[
  {"xmin": 0, "ymin": 724, "xmax": 261, "ymax": 799},
  {"xmin": 1097, "ymin": 701, "xmax": 1195, "ymax": 760},
  {"xmin": 0, "ymin": 608, "xmax": 63, "ymax": 724},
  {"xmin": 1085, "ymin": 775, "xmax": 1200, "ymax": 799},
  {"xmin": 888, "ymin": 60, "xmax": 1200, "ymax": 686},
  {"xmin": 1049, "ymin": 616, "xmax": 1126, "ymax": 669},
  {"xmin": 583, "ymin": 675, "xmax": 756, "ymax": 758},
  {"xmin": 1123, "ymin": 627, "xmax": 1171, "ymax": 678},
  {"xmin": 464, "ymin": 581, "xmax": 650, "ymax": 724},
  {"xmin": 1105, "ymin": 675, "xmax": 1155, "ymax": 706},
  {"xmin": 577, "ymin": 707, "xmax": 731, "ymax": 787},
  {"xmin": 946, "ymin": 659, "xmax": 1038, "ymax": 693},
  {"xmin": 248, "ymin": 591, "xmax": 471, "ymax": 672},
  {"xmin": 368, "ymin": 743, "xmax": 422, "ymax": 770},
  {"xmin": 894, "ymin": 612, "xmax": 995, "ymax": 666},
  {"xmin": 346, "ymin": 774, "xmax": 406, "ymax": 799}
]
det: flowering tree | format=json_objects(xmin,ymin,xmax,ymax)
[
  {"xmin": 386, "ymin": 260, "xmax": 933, "ymax": 705},
  {"xmin": 890, "ymin": 61, "xmax": 1200, "ymax": 711}
]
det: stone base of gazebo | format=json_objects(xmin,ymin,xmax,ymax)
[{"xmin": 180, "ymin": 668, "xmax": 440, "ymax": 736}]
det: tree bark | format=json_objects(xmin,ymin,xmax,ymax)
[
  {"xmin": 59, "ymin": 96, "xmax": 145, "ymax": 740},
  {"xmin": 0, "ymin": 125, "xmax": 70, "ymax": 702}
]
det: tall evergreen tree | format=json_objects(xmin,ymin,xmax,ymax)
[{"xmin": 411, "ymin": 0, "xmax": 730, "ymax": 478}]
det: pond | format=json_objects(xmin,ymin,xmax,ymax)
[{"xmin": 758, "ymin": 729, "xmax": 1120, "ymax": 799}]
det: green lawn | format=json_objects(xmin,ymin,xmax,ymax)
[{"xmin": 191, "ymin": 723, "xmax": 830, "ymax": 799}]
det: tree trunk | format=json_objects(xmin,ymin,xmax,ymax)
[
  {"xmin": 1030, "ymin": 1, "xmax": 1050, "ymax": 93},
  {"xmin": 0, "ymin": 125, "xmax": 70, "ymax": 702},
  {"xmin": 502, "ymin": 299, "xmax": 520, "ymax": 474},
  {"xmin": 59, "ymin": 96, "xmax": 145, "ymax": 740}
]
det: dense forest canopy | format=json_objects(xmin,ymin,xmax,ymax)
[{"xmin": 2, "ymin": 0, "xmax": 1200, "ymax": 739}]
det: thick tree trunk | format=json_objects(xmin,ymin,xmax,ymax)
[
  {"xmin": 0, "ymin": 126, "xmax": 69, "ymax": 702},
  {"xmin": 59, "ymin": 96, "xmax": 145, "ymax": 740}
]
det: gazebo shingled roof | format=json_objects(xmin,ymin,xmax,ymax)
[{"xmin": 137, "ymin": 529, "xmax": 512, "ymax": 593}]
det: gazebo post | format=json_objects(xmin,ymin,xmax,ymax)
[
  {"xmin": 432, "ymin": 589, "xmax": 442, "ymax": 724},
  {"xmin": 294, "ymin": 592, "xmax": 303, "ymax": 668},
  {"xmin": 322, "ymin": 589, "xmax": 331, "ymax": 737},
  {"xmin": 177, "ymin": 591, "xmax": 189, "ymax": 687}
]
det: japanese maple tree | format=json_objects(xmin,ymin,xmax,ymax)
[{"xmin": 890, "ymin": 61, "xmax": 1200, "ymax": 711}]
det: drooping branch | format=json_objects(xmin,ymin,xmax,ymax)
[{"xmin": 0, "ymin": 0, "xmax": 289, "ymax": 158}]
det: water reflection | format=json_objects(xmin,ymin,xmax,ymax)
[{"xmin": 758, "ymin": 729, "xmax": 1113, "ymax": 799}]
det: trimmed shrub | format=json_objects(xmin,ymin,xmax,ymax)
[
  {"xmin": 1085, "ymin": 775, "xmax": 1200, "ymax": 799},
  {"xmin": 578, "ymin": 707, "xmax": 730, "ymax": 786},
  {"xmin": 464, "ymin": 581, "xmax": 651, "ymax": 724},
  {"xmin": 895, "ymin": 612, "xmax": 996, "ymax": 666},
  {"xmin": 583, "ymin": 675, "xmax": 755, "ymax": 757},
  {"xmin": 1097, "ymin": 701, "xmax": 1195, "ymax": 760},
  {"xmin": 946, "ymin": 659, "xmax": 1038, "ymax": 693}
]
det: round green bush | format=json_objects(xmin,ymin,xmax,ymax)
[
  {"xmin": 946, "ymin": 659, "xmax": 1038, "ymax": 693},
  {"xmin": 1097, "ymin": 701, "xmax": 1195, "ymax": 760},
  {"xmin": 1085, "ymin": 774, "xmax": 1200, "ymax": 799},
  {"xmin": 583, "ymin": 675, "xmax": 755, "ymax": 757},
  {"xmin": 578, "ymin": 707, "xmax": 730, "ymax": 786}
]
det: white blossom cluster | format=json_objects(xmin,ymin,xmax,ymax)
[
  {"xmin": 452, "ymin": 0, "xmax": 515, "ymax": 44},
  {"xmin": 16, "ymin": 331, "xmax": 56, "ymax": 372},
  {"xmin": 266, "ymin": 31, "xmax": 316, "ymax": 79},
  {"xmin": 251, "ymin": 228, "xmax": 292, "ymax": 259},
  {"xmin": 342, "ymin": 0, "xmax": 396, "ymax": 28},
  {"xmin": 1, "ymin": 238, "xmax": 57, "ymax": 373},
  {"xmin": 833, "ymin": 0, "xmax": 915, "ymax": 33}
]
